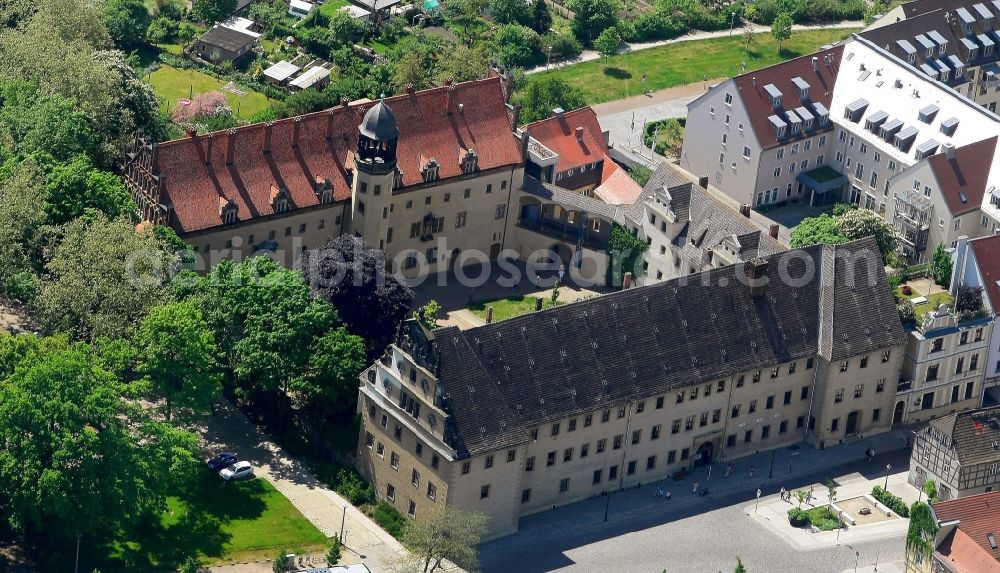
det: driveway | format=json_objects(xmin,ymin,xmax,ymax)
[
  {"xmin": 594, "ymin": 80, "xmax": 715, "ymax": 151},
  {"xmin": 199, "ymin": 401, "xmax": 405, "ymax": 572}
]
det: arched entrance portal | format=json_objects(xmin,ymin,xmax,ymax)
[
  {"xmin": 693, "ymin": 441, "xmax": 714, "ymax": 467},
  {"xmin": 892, "ymin": 401, "xmax": 905, "ymax": 426}
]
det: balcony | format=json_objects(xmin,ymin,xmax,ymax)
[
  {"xmin": 517, "ymin": 217, "xmax": 608, "ymax": 250},
  {"xmin": 894, "ymin": 188, "xmax": 934, "ymax": 228},
  {"xmin": 897, "ymin": 379, "xmax": 913, "ymax": 392}
]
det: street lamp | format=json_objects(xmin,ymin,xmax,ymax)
[
  {"xmin": 884, "ymin": 463, "xmax": 892, "ymax": 490},
  {"xmin": 74, "ymin": 533, "xmax": 82, "ymax": 573},
  {"xmin": 768, "ymin": 450, "xmax": 775, "ymax": 479},
  {"xmin": 547, "ymin": 46, "xmax": 553, "ymax": 69},
  {"xmin": 340, "ymin": 502, "xmax": 348, "ymax": 546},
  {"xmin": 730, "ymin": 12, "xmax": 737, "ymax": 37}
]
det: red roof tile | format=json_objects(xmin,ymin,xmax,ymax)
[
  {"xmin": 732, "ymin": 45, "xmax": 843, "ymax": 150},
  {"xmin": 594, "ymin": 166, "xmax": 643, "ymax": 205},
  {"xmin": 155, "ymin": 77, "xmax": 522, "ymax": 234},
  {"xmin": 937, "ymin": 528, "xmax": 1000, "ymax": 573},
  {"xmin": 927, "ymin": 137, "xmax": 998, "ymax": 217},
  {"xmin": 934, "ymin": 492, "xmax": 1000, "ymax": 567},
  {"xmin": 524, "ymin": 107, "xmax": 609, "ymax": 176},
  {"xmin": 970, "ymin": 235, "xmax": 1000, "ymax": 313}
]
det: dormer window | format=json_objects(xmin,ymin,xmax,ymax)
[
  {"xmin": 219, "ymin": 198, "xmax": 238, "ymax": 224},
  {"xmin": 957, "ymin": 7, "xmax": 976, "ymax": 35},
  {"xmin": 270, "ymin": 185, "xmax": 290, "ymax": 213},
  {"xmin": 844, "ymin": 98, "xmax": 868, "ymax": 122},
  {"xmin": 769, "ymin": 115, "xmax": 787, "ymax": 138},
  {"xmin": 764, "ymin": 84, "xmax": 782, "ymax": 108},
  {"xmin": 459, "ymin": 148, "xmax": 478, "ymax": 174},
  {"xmin": 314, "ymin": 176, "xmax": 333, "ymax": 204},
  {"xmin": 420, "ymin": 157, "xmax": 440, "ymax": 182},
  {"xmin": 394, "ymin": 168, "xmax": 404, "ymax": 189},
  {"xmin": 791, "ymin": 77, "xmax": 810, "ymax": 100}
]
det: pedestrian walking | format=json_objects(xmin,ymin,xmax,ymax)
[
  {"xmin": 748, "ymin": 465, "xmax": 754, "ymax": 479},
  {"xmin": 780, "ymin": 486, "xmax": 786, "ymax": 501},
  {"xmin": 665, "ymin": 490, "xmax": 672, "ymax": 502},
  {"xmin": 692, "ymin": 481, "xmax": 699, "ymax": 493}
]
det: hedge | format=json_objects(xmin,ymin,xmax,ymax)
[{"xmin": 872, "ymin": 485, "xmax": 910, "ymax": 517}]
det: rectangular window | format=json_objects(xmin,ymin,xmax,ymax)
[
  {"xmin": 609, "ymin": 465, "xmax": 618, "ymax": 480},
  {"xmin": 563, "ymin": 448, "xmax": 573, "ymax": 462},
  {"xmin": 601, "ymin": 409, "xmax": 611, "ymax": 422},
  {"xmin": 390, "ymin": 452, "xmax": 399, "ymax": 469},
  {"xmin": 427, "ymin": 482, "xmax": 436, "ymax": 501},
  {"xmin": 656, "ymin": 396, "xmax": 665, "ymax": 409},
  {"xmin": 547, "ymin": 452, "xmax": 555, "ymax": 466},
  {"xmin": 593, "ymin": 469, "xmax": 602, "ymax": 485},
  {"xmin": 507, "ymin": 449, "xmax": 516, "ymax": 463},
  {"xmin": 684, "ymin": 416, "xmax": 694, "ymax": 430},
  {"xmin": 495, "ymin": 204, "xmax": 506, "ymax": 220},
  {"xmin": 618, "ymin": 406, "xmax": 627, "ymax": 418},
  {"xmin": 597, "ymin": 439, "xmax": 607, "ymax": 453},
  {"xmin": 796, "ymin": 416, "xmax": 805, "ymax": 429},
  {"xmin": 783, "ymin": 391, "xmax": 792, "ymax": 405},
  {"xmin": 484, "ymin": 455, "xmax": 494, "ymax": 469},
  {"xmin": 651, "ymin": 424, "xmax": 661, "ymax": 439},
  {"xmin": 748, "ymin": 400, "xmax": 757, "ymax": 413},
  {"xmin": 581, "ymin": 443, "xmax": 589, "ymax": 457},
  {"xmin": 551, "ymin": 422, "xmax": 560, "ymax": 437},
  {"xmin": 731, "ymin": 404, "xmax": 740, "ymax": 418},
  {"xmin": 584, "ymin": 414, "xmax": 593, "ymax": 427},
  {"xmin": 835, "ymin": 389, "xmax": 844, "ymax": 403},
  {"xmin": 521, "ymin": 489, "xmax": 531, "ymax": 503},
  {"xmin": 568, "ymin": 418, "xmax": 577, "ymax": 432},
  {"xmin": 411, "ymin": 469, "xmax": 420, "ymax": 488},
  {"xmin": 480, "ymin": 484, "xmax": 490, "ymax": 499},
  {"xmin": 613, "ymin": 435, "xmax": 623, "ymax": 449},
  {"xmin": 646, "ymin": 456, "xmax": 656, "ymax": 470},
  {"xmin": 636, "ymin": 400, "xmax": 645, "ymax": 413},
  {"xmin": 387, "ymin": 483, "xmax": 395, "ymax": 501},
  {"xmin": 627, "ymin": 461, "xmax": 637, "ymax": 475},
  {"xmin": 631, "ymin": 429, "xmax": 641, "ymax": 445},
  {"xmin": 525, "ymin": 456, "xmax": 534, "ymax": 471},
  {"xmin": 854, "ymin": 384, "xmax": 864, "ymax": 398},
  {"xmin": 831, "ymin": 418, "xmax": 839, "ymax": 432},
  {"xmin": 672, "ymin": 419, "xmax": 681, "ymax": 434},
  {"xmin": 766, "ymin": 395, "xmax": 775, "ymax": 409}
]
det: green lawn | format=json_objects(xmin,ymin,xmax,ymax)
[
  {"xmin": 469, "ymin": 294, "xmax": 564, "ymax": 322},
  {"xmin": 804, "ymin": 506, "xmax": 842, "ymax": 531},
  {"xmin": 318, "ymin": 0, "xmax": 351, "ymax": 17},
  {"xmin": 99, "ymin": 473, "xmax": 327, "ymax": 572},
  {"xmin": 896, "ymin": 287, "xmax": 953, "ymax": 321},
  {"xmin": 536, "ymin": 28, "xmax": 859, "ymax": 104},
  {"xmin": 147, "ymin": 64, "xmax": 274, "ymax": 119}
]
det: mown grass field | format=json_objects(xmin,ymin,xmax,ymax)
[
  {"xmin": 97, "ymin": 473, "xmax": 328, "ymax": 572},
  {"xmin": 147, "ymin": 64, "xmax": 274, "ymax": 119},
  {"xmin": 536, "ymin": 28, "xmax": 859, "ymax": 104},
  {"xmin": 469, "ymin": 294, "xmax": 564, "ymax": 322}
]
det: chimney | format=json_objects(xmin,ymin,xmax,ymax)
[
  {"xmin": 204, "ymin": 133, "xmax": 214, "ymax": 165},
  {"xmin": 185, "ymin": 126, "xmax": 197, "ymax": 138},
  {"xmin": 225, "ymin": 129, "xmax": 236, "ymax": 166},
  {"xmin": 511, "ymin": 103, "xmax": 522, "ymax": 128},
  {"xmin": 811, "ymin": 56, "xmax": 819, "ymax": 71},
  {"xmin": 944, "ymin": 142, "xmax": 956, "ymax": 160},
  {"xmin": 553, "ymin": 107, "xmax": 565, "ymax": 119},
  {"xmin": 575, "ymin": 126, "xmax": 584, "ymax": 141},
  {"xmin": 519, "ymin": 132, "xmax": 530, "ymax": 160},
  {"xmin": 486, "ymin": 306, "xmax": 494, "ymax": 323},
  {"xmin": 443, "ymin": 77, "xmax": 453, "ymax": 86},
  {"xmin": 340, "ymin": 97, "xmax": 350, "ymax": 107},
  {"xmin": 698, "ymin": 175, "xmax": 709, "ymax": 189},
  {"xmin": 292, "ymin": 117, "xmax": 301, "ymax": 148},
  {"xmin": 535, "ymin": 297, "xmax": 543, "ymax": 311},
  {"xmin": 263, "ymin": 122, "xmax": 273, "ymax": 155},
  {"xmin": 745, "ymin": 258, "xmax": 769, "ymax": 297},
  {"xmin": 325, "ymin": 111, "xmax": 335, "ymax": 141},
  {"xmin": 459, "ymin": 103, "xmax": 464, "ymax": 114},
  {"xmin": 769, "ymin": 224, "xmax": 780, "ymax": 239},
  {"xmin": 623, "ymin": 272, "xmax": 633, "ymax": 289},
  {"xmin": 405, "ymin": 83, "xmax": 415, "ymax": 94},
  {"xmin": 446, "ymin": 84, "xmax": 455, "ymax": 114},
  {"xmin": 739, "ymin": 204, "xmax": 751, "ymax": 218}
]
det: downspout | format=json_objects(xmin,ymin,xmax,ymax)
[
  {"xmin": 501, "ymin": 165, "xmax": 516, "ymax": 253},
  {"xmin": 804, "ymin": 359, "xmax": 821, "ymax": 445},
  {"xmin": 719, "ymin": 375, "xmax": 737, "ymax": 463}
]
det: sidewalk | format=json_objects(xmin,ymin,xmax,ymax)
[
  {"xmin": 747, "ymin": 468, "xmax": 919, "ymax": 551},
  {"xmin": 198, "ymin": 401, "xmax": 406, "ymax": 572},
  {"xmin": 526, "ymin": 20, "xmax": 863, "ymax": 75},
  {"xmin": 481, "ymin": 428, "xmax": 915, "ymax": 559}
]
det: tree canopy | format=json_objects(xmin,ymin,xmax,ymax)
[
  {"xmin": 517, "ymin": 76, "xmax": 587, "ymax": 124},
  {"xmin": 192, "ymin": 0, "xmax": 236, "ymax": 24},
  {"xmin": 402, "ymin": 507, "xmax": 489, "ymax": 573},
  {"xmin": 789, "ymin": 213, "xmax": 846, "ymax": 249},
  {"xmin": 771, "ymin": 12, "xmax": 793, "ymax": 52},
  {"xmin": 931, "ymin": 242, "xmax": 952, "ymax": 287},
  {"xmin": 569, "ymin": 0, "xmax": 620, "ymax": 45},
  {"xmin": 104, "ymin": 0, "xmax": 152, "ymax": 49},
  {"xmin": 304, "ymin": 235, "xmax": 414, "ymax": 358},
  {"xmin": 0, "ymin": 337, "xmax": 199, "ymax": 557}
]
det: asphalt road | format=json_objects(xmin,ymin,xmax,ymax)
[{"xmin": 479, "ymin": 448, "xmax": 912, "ymax": 573}]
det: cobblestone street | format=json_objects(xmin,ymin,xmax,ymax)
[{"xmin": 480, "ymin": 430, "xmax": 916, "ymax": 572}]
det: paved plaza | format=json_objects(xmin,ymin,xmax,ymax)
[{"xmin": 480, "ymin": 430, "xmax": 919, "ymax": 573}]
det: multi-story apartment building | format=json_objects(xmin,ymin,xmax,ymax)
[
  {"xmin": 681, "ymin": 28, "xmax": 1000, "ymax": 263},
  {"xmin": 625, "ymin": 163, "xmax": 785, "ymax": 285},
  {"xmin": 952, "ymin": 234, "xmax": 1000, "ymax": 405},
  {"xmin": 908, "ymin": 405, "xmax": 1000, "ymax": 500},
  {"xmin": 681, "ymin": 46, "xmax": 842, "ymax": 209},
  {"xmin": 356, "ymin": 237, "xmax": 906, "ymax": 537},
  {"xmin": 896, "ymin": 305, "xmax": 992, "ymax": 425},
  {"xmin": 861, "ymin": 0, "xmax": 1000, "ymax": 112}
]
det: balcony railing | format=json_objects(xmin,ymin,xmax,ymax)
[
  {"xmin": 897, "ymin": 379, "xmax": 913, "ymax": 392},
  {"xmin": 517, "ymin": 217, "xmax": 608, "ymax": 250}
]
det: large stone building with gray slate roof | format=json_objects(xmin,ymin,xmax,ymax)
[{"xmin": 356, "ymin": 237, "xmax": 907, "ymax": 537}]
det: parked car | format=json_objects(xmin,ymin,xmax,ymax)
[
  {"xmin": 219, "ymin": 461, "xmax": 254, "ymax": 481},
  {"xmin": 207, "ymin": 452, "xmax": 238, "ymax": 471}
]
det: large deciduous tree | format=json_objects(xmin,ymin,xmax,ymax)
[
  {"xmin": 297, "ymin": 327, "xmax": 367, "ymax": 426},
  {"xmin": 0, "ymin": 340, "xmax": 199, "ymax": 559},
  {"xmin": 770, "ymin": 12, "xmax": 793, "ymax": 53},
  {"xmin": 490, "ymin": 0, "xmax": 531, "ymax": 25},
  {"xmin": 789, "ymin": 213, "xmax": 845, "ymax": 249},
  {"xmin": 836, "ymin": 207, "xmax": 899, "ymax": 261},
  {"xmin": 34, "ymin": 215, "xmax": 175, "ymax": 341},
  {"xmin": 569, "ymin": 0, "xmax": 619, "ymax": 45},
  {"xmin": 192, "ymin": 0, "xmax": 236, "ymax": 24},
  {"xmin": 304, "ymin": 235, "xmax": 414, "ymax": 358},
  {"xmin": 517, "ymin": 76, "xmax": 586, "ymax": 124},
  {"xmin": 43, "ymin": 156, "xmax": 136, "ymax": 224},
  {"xmin": 493, "ymin": 24, "xmax": 540, "ymax": 69},
  {"xmin": 402, "ymin": 507, "xmax": 489, "ymax": 573},
  {"xmin": 136, "ymin": 301, "xmax": 222, "ymax": 421},
  {"xmin": 104, "ymin": 0, "xmax": 152, "ymax": 50},
  {"xmin": 0, "ymin": 161, "xmax": 51, "ymax": 301}
]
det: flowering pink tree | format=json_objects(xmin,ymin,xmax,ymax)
[{"xmin": 171, "ymin": 91, "xmax": 232, "ymax": 123}]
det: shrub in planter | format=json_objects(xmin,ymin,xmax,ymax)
[
  {"xmin": 787, "ymin": 508, "xmax": 809, "ymax": 527},
  {"xmin": 872, "ymin": 485, "xmax": 909, "ymax": 517}
]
